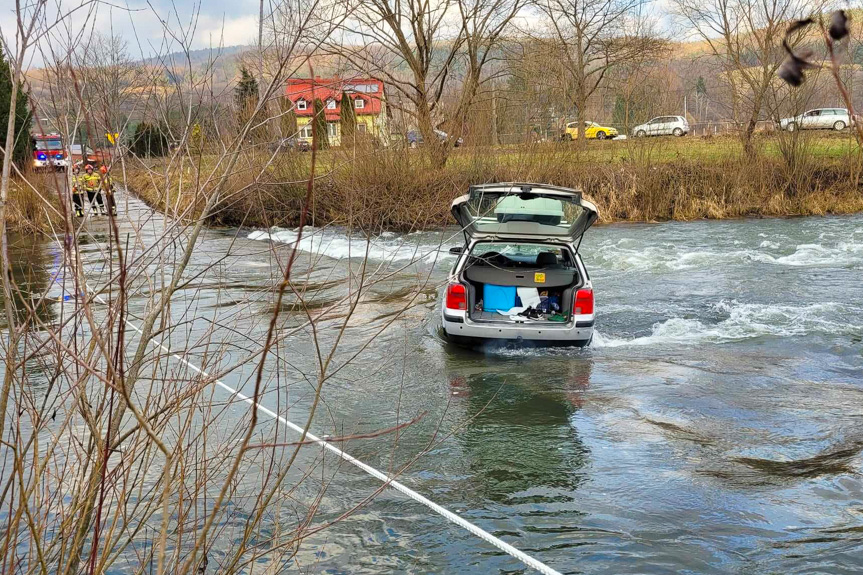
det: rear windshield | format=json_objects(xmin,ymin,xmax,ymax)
[
  {"xmin": 465, "ymin": 193, "xmax": 586, "ymax": 236},
  {"xmin": 471, "ymin": 243, "xmax": 574, "ymax": 266},
  {"xmin": 35, "ymin": 140, "xmax": 63, "ymax": 150}
]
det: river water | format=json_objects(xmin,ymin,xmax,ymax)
[{"xmin": 6, "ymin": 196, "xmax": 863, "ymax": 574}]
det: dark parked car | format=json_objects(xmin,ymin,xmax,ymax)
[
  {"xmin": 269, "ymin": 136, "xmax": 310, "ymax": 152},
  {"xmin": 405, "ymin": 129, "xmax": 463, "ymax": 148}
]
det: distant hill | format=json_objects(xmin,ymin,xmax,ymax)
[{"xmin": 142, "ymin": 45, "xmax": 253, "ymax": 69}]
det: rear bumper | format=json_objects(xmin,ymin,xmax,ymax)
[{"xmin": 442, "ymin": 311, "xmax": 594, "ymax": 344}]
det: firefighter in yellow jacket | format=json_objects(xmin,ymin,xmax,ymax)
[
  {"xmin": 70, "ymin": 165, "xmax": 86, "ymax": 217},
  {"xmin": 99, "ymin": 165, "xmax": 117, "ymax": 216},
  {"xmin": 81, "ymin": 164, "xmax": 108, "ymax": 216}
]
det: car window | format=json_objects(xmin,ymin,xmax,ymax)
[
  {"xmin": 821, "ymin": 109, "xmax": 834, "ymax": 116},
  {"xmin": 567, "ymin": 122, "xmax": 576, "ymax": 128},
  {"xmin": 471, "ymin": 243, "xmax": 570, "ymax": 264},
  {"xmin": 805, "ymin": 110, "xmax": 820, "ymax": 116},
  {"xmin": 649, "ymin": 118, "xmax": 660, "ymax": 124}
]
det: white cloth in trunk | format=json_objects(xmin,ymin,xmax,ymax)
[
  {"xmin": 516, "ymin": 287, "xmax": 541, "ymax": 309},
  {"xmin": 496, "ymin": 288, "xmax": 542, "ymax": 316}
]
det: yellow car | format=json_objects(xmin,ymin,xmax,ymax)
[{"xmin": 563, "ymin": 121, "xmax": 619, "ymax": 140}]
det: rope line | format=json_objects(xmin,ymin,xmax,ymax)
[{"xmin": 68, "ymin": 202, "xmax": 564, "ymax": 575}]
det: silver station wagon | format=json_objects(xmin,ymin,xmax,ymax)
[
  {"xmin": 441, "ymin": 183, "xmax": 598, "ymax": 347},
  {"xmin": 779, "ymin": 108, "xmax": 853, "ymax": 132}
]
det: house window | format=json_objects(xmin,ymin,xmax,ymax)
[
  {"xmin": 357, "ymin": 123, "xmax": 367, "ymax": 133},
  {"xmin": 296, "ymin": 99, "xmax": 307, "ymax": 111},
  {"xmin": 326, "ymin": 99, "xmax": 336, "ymax": 110},
  {"xmin": 299, "ymin": 125, "xmax": 312, "ymax": 138},
  {"xmin": 354, "ymin": 98, "xmax": 364, "ymax": 109},
  {"xmin": 327, "ymin": 123, "xmax": 339, "ymax": 138}
]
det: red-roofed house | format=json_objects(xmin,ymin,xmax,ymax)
[{"xmin": 284, "ymin": 77, "xmax": 389, "ymax": 146}]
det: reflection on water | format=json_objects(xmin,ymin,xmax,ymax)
[
  {"xmin": 444, "ymin": 349, "xmax": 593, "ymax": 503},
  {"xmin": 0, "ymin": 234, "xmax": 59, "ymax": 328}
]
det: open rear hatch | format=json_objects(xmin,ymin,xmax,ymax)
[{"xmin": 451, "ymin": 183, "xmax": 598, "ymax": 242}]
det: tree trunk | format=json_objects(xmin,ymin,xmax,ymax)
[
  {"xmin": 415, "ymin": 93, "xmax": 448, "ymax": 168},
  {"xmin": 575, "ymin": 91, "xmax": 587, "ymax": 150}
]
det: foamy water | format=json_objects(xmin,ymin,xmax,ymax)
[
  {"xmin": 247, "ymin": 226, "xmax": 459, "ymax": 264},
  {"xmin": 592, "ymin": 301, "xmax": 862, "ymax": 348},
  {"xmin": 586, "ymin": 237, "xmax": 863, "ymax": 272}
]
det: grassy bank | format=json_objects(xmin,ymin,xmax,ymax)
[
  {"xmin": 5, "ymin": 171, "xmax": 65, "ymax": 234},
  {"xmin": 124, "ymin": 134, "xmax": 863, "ymax": 231}
]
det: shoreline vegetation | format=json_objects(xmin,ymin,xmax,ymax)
[
  {"xmin": 125, "ymin": 133, "xmax": 863, "ymax": 231},
  {"xmin": 13, "ymin": 133, "xmax": 863, "ymax": 234}
]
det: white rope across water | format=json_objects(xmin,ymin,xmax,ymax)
[
  {"xmin": 109, "ymin": 297, "xmax": 564, "ymax": 575},
  {"xmin": 63, "ymin": 209, "xmax": 564, "ymax": 575}
]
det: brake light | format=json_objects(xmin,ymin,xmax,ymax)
[
  {"xmin": 573, "ymin": 288, "xmax": 594, "ymax": 315},
  {"xmin": 446, "ymin": 283, "xmax": 467, "ymax": 310}
]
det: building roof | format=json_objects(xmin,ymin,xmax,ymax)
[{"xmin": 284, "ymin": 77, "xmax": 384, "ymax": 120}]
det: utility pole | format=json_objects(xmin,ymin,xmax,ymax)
[
  {"xmin": 258, "ymin": 0, "xmax": 265, "ymax": 82},
  {"xmin": 491, "ymin": 83, "xmax": 499, "ymax": 146}
]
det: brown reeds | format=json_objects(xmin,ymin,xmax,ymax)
[{"xmin": 123, "ymin": 135, "xmax": 863, "ymax": 233}]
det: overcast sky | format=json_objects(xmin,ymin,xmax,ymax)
[{"xmin": 2, "ymin": 0, "xmax": 262, "ymax": 69}]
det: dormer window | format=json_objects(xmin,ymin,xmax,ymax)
[
  {"xmin": 354, "ymin": 98, "xmax": 365, "ymax": 110},
  {"xmin": 296, "ymin": 99, "xmax": 307, "ymax": 111},
  {"xmin": 326, "ymin": 99, "xmax": 336, "ymax": 110}
]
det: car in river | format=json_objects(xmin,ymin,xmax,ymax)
[
  {"xmin": 632, "ymin": 116, "xmax": 689, "ymax": 137},
  {"xmin": 778, "ymin": 108, "xmax": 854, "ymax": 132},
  {"xmin": 441, "ymin": 183, "xmax": 598, "ymax": 347}
]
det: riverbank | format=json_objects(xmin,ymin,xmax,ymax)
[
  {"xmin": 122, "ymin": 134, "xmax": 863, "ymax": 231},
  {"xmin": 5, "ymin": 171, "xmax": 64, "ymax": 234}
]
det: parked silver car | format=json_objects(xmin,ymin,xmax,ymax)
[
  {"xmin": 779, "ymin": 108, "xmax": 852, "ymax": 132},
  {"xmin": 632, "ymin": 116, "xmax": 689, "ymax": 137},
  {"xmin": 441, "ymin": 183, "xmax": 598, "ymax": 347}
]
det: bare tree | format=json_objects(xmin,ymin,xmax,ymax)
[
  {"xmin": 673, "ymin": 0, "xmax": 811, "ymax": 154},
  {"xmin": 333, "ymin": 0, "xmax": 524, "ymax": 165},
  {"xmin": 535, "ymin": 0, "xmax": 657, "ymax": 144}
]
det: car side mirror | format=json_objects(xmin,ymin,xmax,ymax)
[{"xmin": 449, "ymin": 246, "xmax": 464, "ymax": 255}]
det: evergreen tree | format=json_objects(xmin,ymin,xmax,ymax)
[
  {"xmin": 612, "ymin": 95, "xmax": 638, "ymax": 129},
  {"xmin": 339, "ymin": 91, "xmax": 356, "ymax": 146},
  {"xmin": 312, "ymin": 98, "xmax": 329, "ymax": 149},
  {"xmin": 695, "ymin": 76, "xmax": 707, "ymax": 97},
  {"xmin": 279, "ymin": 97, "xmax": 298, "ymax": 137},
  {"xmin": 130, "ymin": 122, "xmax": 169, "ymax": 157},
  {"xmin": 0, "ymin": 52, "xmax": 32, "ymax": 168},
  {"xmin": 234, "ymin": 67, "xmax": 259, "ymax": 129}
]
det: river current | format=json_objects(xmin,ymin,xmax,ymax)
[{"xmin": 6, "ymin": 195, "xmax": 863, "ymax": 574}]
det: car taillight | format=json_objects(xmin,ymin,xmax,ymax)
[
  {"xmin": 446, "ymin": 283, "xmax": 467, "ymax": 310},
  {"xmin": 573, "ymin": 288, "xmax": 594, "ymax": 315}
]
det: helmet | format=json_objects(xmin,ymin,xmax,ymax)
[
  {"xmin": 84, "ymin": 164, "xmax": 93, "ymax": 171},
  {"xmin": 100, "ymin": 165, "xmax": 108, "ymax": 174}
]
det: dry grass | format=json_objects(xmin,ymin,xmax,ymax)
[
  {"xmin": 5, "ymin": 170, "xmax": 65, "ymax": 234},
  {"xmin": 88, "ymin": 135, "xmax": 863, "ymax": 232}
]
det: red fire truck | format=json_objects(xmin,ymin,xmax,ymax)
[{"xmin": 31, "ymin": 133, "xmax": 69, "ymax": 170}]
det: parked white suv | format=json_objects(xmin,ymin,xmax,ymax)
[
  {"xmin": 779, "ymin": 108, "xmax": 852, "ymax": 132},
  {"xmin": 441, "ymin": 183, "xmax": 598, "ymax": 347},
  {"xmin": 632, "ymin": 116, "xmax": 689, "ymax": 137}
]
